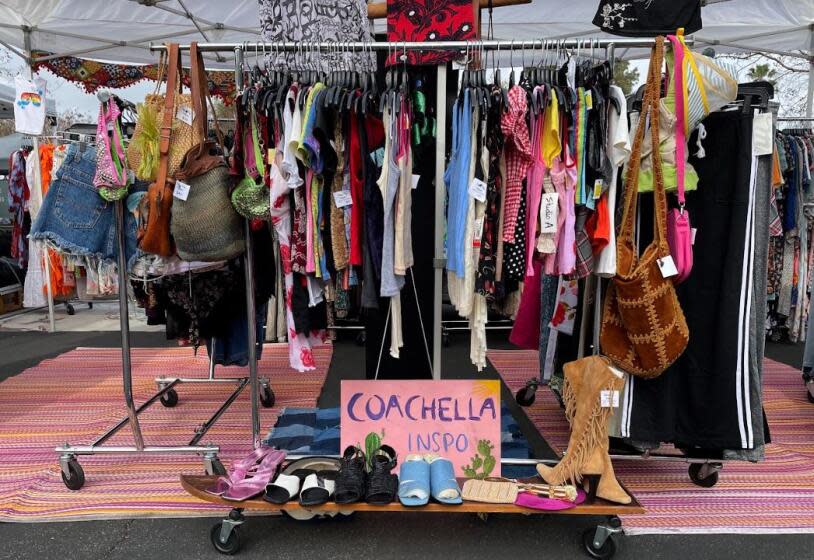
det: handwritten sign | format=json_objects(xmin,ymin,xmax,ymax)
[{"xmin": 341, "ymin": 380, "xmax": 502, "ymax": 478}]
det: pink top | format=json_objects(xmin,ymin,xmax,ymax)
[
  {"xmin": 500, "ymin": 86, "xmax": 533, "ymax": 243},
  {"xmin": 524, "ymin": 88, "xmax": 548, "ymax": 277}
]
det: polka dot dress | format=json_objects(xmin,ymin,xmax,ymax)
[{"xmin": 503, "ymin": 182, "xmax": 527, "ymax": 281}]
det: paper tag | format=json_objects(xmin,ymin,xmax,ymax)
[
  {"xmin": 411, "ymin": 174, "xmax": 421, "ymax": 190},
  {"xmin": 585, "ymin": 90, "xmax": 593, "ymax": 110},
  {"xmin": 567, "ymin": 59, "xmax": 576, "ymax": 90},
  {"xmin": 267, "ymin": 148, "xmax": 276, "ymax": 164},
  {"xmin": 691, "ymin": 228, "xmax": 698, "ymax": 245},
  {"xmin": 540, "ymin": 193, "xmax": 559, "ymax": 234},
  {"xmin": 752, "ymin": 113, "xmax": 774, "ymax": 156},
  {"xmin": 173, "ymin": 180, "xmax": 191, "ymax": 201},
  {"xmin": 333, "ymin": 190, "xmax": 353, "ymax": 208},
  {"xmin": 469, "ymin": 178, "xmax": 487, "ymax": 202},
  {"xmin": 176, "ymin": 106, "xmax": 194, "ymax": 126},
  {"xmin": 657, "ymin": 255, "xmax": 679, "ymax": 278},
  {"xmin": 593, "ymin": 179, "xmax": 604, "ymax": 200},
  {"xmin": 601, "ymin": 390, "xmax": 621, "ymax": 408},
  {"xmin": 106, "ymin": 121, "xmax": 114, "ymax": 133}
]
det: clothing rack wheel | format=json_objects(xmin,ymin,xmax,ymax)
[
  {"xmin": 688, "ymin": 462, "xmax": 722, "ymax": 488},
  {"xmin": 181, "ymin": 474, "xmax": 642, "ymax": 558}
]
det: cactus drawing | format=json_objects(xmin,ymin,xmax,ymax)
[
  {"xmin": 364, "ymin": 429, "xmax": 385, "ymax": 472},
  {"xmin": 462, "ymin": 439, "xmax": 496, "ymax": 479}
]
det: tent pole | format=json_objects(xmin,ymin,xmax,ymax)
[
  {"xmin": 807, "ymin": 28, "xmax": 814, "ymax": 118},
  {"xmin": 433, "ymin": 63, "xmax": 447, "ymax": 381},
  {"xmin": 23, "ymin": 26, "xmax": 56, "ymax": 333}
]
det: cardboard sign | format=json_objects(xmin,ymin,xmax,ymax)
[{"xmin": 341, "ymin": 380, "xmax": 502, "ymax": 478}]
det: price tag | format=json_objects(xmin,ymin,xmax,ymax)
[
  {"xmin": 691, "ymin": 228, "xmax": 698, "ymax": 245},
  {"xmin": 173, "ymin": 180, "xmax": 191, "ymax": 201},
  {"xmin": 593, "ymin": 179, "xmax": 604, "ymax": 200},
  {"xmin": 601, "ymin": 390, "xmax": 621, "ymax": 408},
  {"xmin": 469, "ymin": 178, "xmax": 487, "ymax": 202},
  {"xmin": 585, "ymin": 90, "xmax": 593, "ymax": 110},
  {"xmin": 657, "ymin": 255, "xmax": 679, "ymax": 278},
  {"xmin": 176, "ymin": 106, "xmax": 194, "ymax": 126},
  {"xmin": 267, "ymin": 148, "xmax": 276, "ymax": 164},
  {"xmin": 411, "ymin": 174, "xmax": 421, "ymax": 190},
  {"xmin": 106, "ymin": 122, "xmax": 114, "ymax": 133},
  {"xmin": 333, "ymin": 190, "xmax": 353, "ymax": 208},
  {"xmin": 540, "ymin": 193, "xmax": 559, "ymax": 233},
  {"xmin": 473, "ymin": 216, "xmax": 485, "ymax": 248}
]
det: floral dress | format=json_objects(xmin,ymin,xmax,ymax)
[{"xmin": 269, "ymin": 155, "xmax": 326, "ymax": 371}]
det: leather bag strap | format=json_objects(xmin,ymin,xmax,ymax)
[
  {"xmin": 617, "ymin": 38, "xmax": 669, "ymax": 271},
  {"xmin": 155, "ymin": 43, "xmax": 179, "ymax": 188}
]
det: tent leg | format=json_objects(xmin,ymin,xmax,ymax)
[
  {"xmin": 23, "ymin": 27, "xmax": 55, "ymax": 333},
  {"xmin": 433, "ymin": 63, "xmax": 447, "ymax": 381},
  {"xmin": 807, "ymin": 29, "xmax": 814, "ymax": 118}
]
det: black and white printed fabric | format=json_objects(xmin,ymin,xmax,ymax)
[
  {"xmin": 617, "ymin": 110, "xmax": 769, "ymax": 454},
  {"xmin": 593, "ymin": 0, "xmax": 702, "ymax": 37},
  {"xmin": 259, "ymin": 0, "xmax": 375, "ymax": 72}
]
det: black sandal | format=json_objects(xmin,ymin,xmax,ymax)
[
  {"xmin": 334, "ymin": 446, "xmax": 367, "ymax": 504},
  {"xmin": 365, "ymin": 445, "xmax": 398, "ymax": 505}
]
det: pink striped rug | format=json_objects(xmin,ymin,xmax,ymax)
[
  {"xmin": 488, "ymin": 349, "xmax": 814, "ymax": 534},
  {"xmin": 0, "ymin": 343, "xmax": 331, "ymax": 521}
]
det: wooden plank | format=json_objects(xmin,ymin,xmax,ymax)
[
  {"xmin": 366, "ymin": 0, "xmax": 531, "ymax": 20},
  {"xmin": 181, "ymin": 475, "xmax": 645, "ymax": 516}
]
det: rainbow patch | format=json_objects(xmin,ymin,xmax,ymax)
[{"xmin": 17, "ymin": 92, "xmax": 42, "ymax": 108}]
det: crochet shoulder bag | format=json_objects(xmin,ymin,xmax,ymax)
[{"xmin": 599, "ymin": 38, "xmax": 689, "ymax": 379}]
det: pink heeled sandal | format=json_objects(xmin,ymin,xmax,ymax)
[
  {"xmin": 221, "ymin": 449, "xmax": 287, "ymax": 502},
  {"xmin": 206, "ymin": 447, "xmax": 282, "ymax": 496}
]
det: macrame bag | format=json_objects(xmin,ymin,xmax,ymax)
[{"xmin": 600, "ymin": 38, "xmax": 689, "ymax": 379}]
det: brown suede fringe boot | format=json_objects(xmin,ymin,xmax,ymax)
[{"xmin": 536, "ymin": 356, "xmax": 631, "ymax": 505}]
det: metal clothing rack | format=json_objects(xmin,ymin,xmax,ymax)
[
  {"xmin": 142, "ymin": 37, "xmax": 687, "ymax": 558},
  {"xmin": 54, "ymin": 88, "xmax": 273, "ymax": 491}
]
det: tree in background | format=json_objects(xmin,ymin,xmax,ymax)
[
  {"xmin": 747, "ymin": 63, "xmax": 778, "ymax": 86},
  {"xmin": 612, "ymin": 60, "xmax": 639, "ymax": 96}
]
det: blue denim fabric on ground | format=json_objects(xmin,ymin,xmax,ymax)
[{"xmin": 31, "ymin": 144, "xmax": 139, "ymax": 264}]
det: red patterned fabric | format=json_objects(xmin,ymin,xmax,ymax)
[
  {"xmin": 386, "ymin": 0, "xmax": 476, "ymax": 65},
  {"xmin": 500, "ymin": 86, "xmax": 532, "ymax": 243}
]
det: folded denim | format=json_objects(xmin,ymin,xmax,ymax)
[{"xmin": 31, "ymin": 144, "xmax": 139, "ymax": 264}]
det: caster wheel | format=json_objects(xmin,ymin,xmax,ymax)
[
  {"xmin": 688, "ymin": 463, "xmax": 719, "ymax": 488},
  {"xmin": 61, "ymin": 460, "xmax": 85, "ymax": 491},
  {"xmin": 160, "ymin": 388, "xmax": 179, "ymax": 408},
  {"xmin": 66, "ymin": 304, "xmax": 76, "ymax": 316},
  {"xmin": 260, "ymin": 386, "xmax": 275, "ymax": 408},
  {"xmin": 87, "ymin": 302, "xmax": 93, "ymax": 309},
  {"xmin": 210, "ymin": 523, "xmax": 241, "ymax": 555},
  {"xmin": 582, "ymin": 527, "xmax": 617, "ymax": 560},
  {"xmin": 515, "ymin": 382, "xmax": 538, "ymax": 407},
  {"xmin": 355, "ymin": 331, "xmax": 366, "ymax": 346}
]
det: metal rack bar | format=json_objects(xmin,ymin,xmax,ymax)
[{"xmin": 150, "ymin": 37, "xmax": 689, "ymax": 54}]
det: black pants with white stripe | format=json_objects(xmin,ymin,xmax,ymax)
[{"xmin": 625, "ymin": 111, "xmax": 768, "ymax": 451}]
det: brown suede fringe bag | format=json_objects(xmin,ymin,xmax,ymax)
[{"xmin": 599, "ymin": 38, "xmax": 689, "ymax": 379}]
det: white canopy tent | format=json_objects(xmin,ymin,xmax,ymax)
[{"xmin": 0, "ymin": 0, "xmax": 810, "ymax": 63}]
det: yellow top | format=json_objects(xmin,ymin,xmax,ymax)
[{"xmin": 541, "ymin": 89, "xmax": 561, "ymax": 168}]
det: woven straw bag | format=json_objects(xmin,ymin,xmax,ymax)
[
  {"xmin": 170, "ymin": 42, "xmax": 244, "ymax": 262},
  {"xmin": 600, "ymin": 38, "xmax": 689, "ymax": 379},
  {"xmin": 126, "ymin": 51, "xmax": 202, "ymax": 181}
]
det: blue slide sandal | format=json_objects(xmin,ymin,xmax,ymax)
[
  {"xmin": 429, "ymin": 458, "xmax": 463, "ymax": 505},
  {"xmin": 398, "ymin": 459, "xmax": 431, "ymax": 506}
]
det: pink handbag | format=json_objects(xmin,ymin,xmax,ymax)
[{"xmin": 666, "ymin": 34, "xmax": 693, "ymax": 284}]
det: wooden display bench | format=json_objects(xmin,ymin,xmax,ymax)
[{"xmin": 183, "ymin": 475, "xmax": 644, "ymax": 558}]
